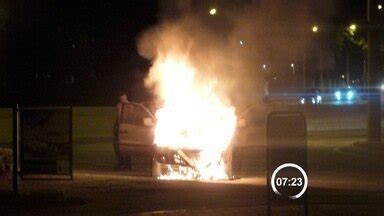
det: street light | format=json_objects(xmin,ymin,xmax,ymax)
[
  {"xmin": 349, "ymin": 24, "xmax": 357, "ymax": 32},
  {"xmin": 209, "ymin": 8, "xmax": 217, "ymax": 15},
  {"xmin": 312, "ymin": 25, "xmax": 318, "ymax": 33},
  {"xmin": 290, "ymin": 63, "xmax": 295, "ymax": 74},
  {"xmin": 378, "ymin": 4, "xmax": 383, "ymax": 10},
  {"xmin": 347, "ymin": 24, "xmax": 357, "ymax": 36}
]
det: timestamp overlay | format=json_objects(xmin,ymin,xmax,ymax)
[{"xmin": 271, "ymin": 163, "xmax": 308, "ymax": 199}]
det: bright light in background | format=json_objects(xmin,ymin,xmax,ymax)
[
  {"xmin": 312, "ymin": 25, "xmax": 318, "ymax": 33},
  {"xmin": 316, "ymin": 95, "xmax": 322, "ymax": 104},
  {"xmin": 349, "ymin": 24, "xmax": 357, "ymax": 32},
  {"xmin": 341, "ymin": 74, "xmax": 345, "ymax": 79},
  {"xmin": 263, "ymin": 64, "xmax": 267, "ymax": 69},
  {"xmin": 209, "ymin": 8, "xmax": 217, "ymax": 15},
  {"xmin": 346, "ymin": 24, "xmax": 358, "ymax": 36},
  {"xmin": 347, "ymin": 90, "xmax": 354, "ymax": 101},
  {"xmin": 381, "ymin": 84, "xmax": 384, "ymax": 91},
  {"xmin": 378, "ymin": 4, "xmax": 383, "ymax": 10},
  {"xmin": 239, "ymin": 40, "xmax": 244, "ymax": 45},
  {"xmin": 290, "ymin": 63, "xmax": 294, "ymax": 68},
  {"xmin": 335, "ymin": 91, "xmax": 341, "ymax": 101}
]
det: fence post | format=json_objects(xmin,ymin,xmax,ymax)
[{"xmin": 12, "ymin": 104, "xmax": 19, "ymax": 193}]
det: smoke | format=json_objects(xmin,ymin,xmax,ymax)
[{"xmin": 137, "ymin": 1, "xmax": 317, "ymax": 108}]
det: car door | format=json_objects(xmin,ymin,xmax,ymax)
[{"xmin": 118, "ymin": 102, "xmax": 155, "ymax": 155}]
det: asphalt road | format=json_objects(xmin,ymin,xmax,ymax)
[
  {"xmin": 1, "ymin": 168, "xmax": 383, "ymax": 215},
  {"xmin": 2, "ymin": 133, "xmax": 384, "ymax": 216}
]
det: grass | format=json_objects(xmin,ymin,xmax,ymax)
[
  {"xmin": 0, "ymin": 109, "xmax": 12, "ymax": 145},
  {"xmin": 74, "ymin": 142, "xmax": 115, "ymax": 170},
  {"xmin": 0, "ymin": 107, "xmax": 117, "ymax": 170},
  {"xmin": 0, "ymin": 107, "xmax": 116, "ymax": 145},
  {"xmin": 0, "ymin": 107, "xmax": 372, "ymax": 173},
  {"xmin": 72, "ymin": 107, "xmax": 115, "ymax": 141}
]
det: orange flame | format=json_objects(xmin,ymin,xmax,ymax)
[{"xmin": 147, "ymin": 54, "xmax": 237, "ymax": 180}]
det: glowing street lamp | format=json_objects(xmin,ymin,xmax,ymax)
[
  {"xmin": 209, "ymin": 8, "xmax": 217, "ymax": 15},
  {"xmin": 263, "ymin": 64, "xmax": 267, "ymax": 69},
  {"xmin": 312, "ymin": 25, "xmax": 318, "ymax": 33},
  {"xmin": 349, "ymin": 24, "xmax": 357, "ymax": 32},
  {"xmin": 347, "ymin": 24, "xmax": 357, "ymax": 36},
  {"xmin": 291, "ymin": 63, "xmax": 295, "ymax": 74},
  {"xmin": 378, "ymin": 4, "xmax": 383, "ymax": 10}
]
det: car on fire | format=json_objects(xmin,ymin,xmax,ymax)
[
  {"xmin": 117, "ymin": 102, "xmax": 235, "ymax": 179},
  {"xmin": 152, "ymin": 147, "xmax": 200, "ymax": 179}
]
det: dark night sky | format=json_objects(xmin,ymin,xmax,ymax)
[
  {"xmin": 1, "ymin": 0, "xmax": 381, "ymax": 106},
  {"xmin": 6, "ymin": 0, "xmax": 158, "ymax": 105}
]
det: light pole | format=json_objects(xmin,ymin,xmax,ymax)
[
  {"xmin": 304, "ymin": 25, "xmax": 319, "ymax": 89},
  {"xmin": 367, "ymin": 0, "xmax": 382, "ymax": 144},
  {"xmin": 345, "ymin": 24, "xmax": 358, "ymax": 87},
  {"xmin": 346, "ymin": 41, "xmax": 350, "ymax": 86}
]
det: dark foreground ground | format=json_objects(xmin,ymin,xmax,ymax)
[
  {"xmin": 0, "ymin": 169, "xmax": 383, "ymax": 215},
  {"xmin": 1, "ymin": 137, "xmax": 384, "ymax": 216}
]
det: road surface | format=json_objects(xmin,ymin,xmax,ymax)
[{"xmin": 1, "ymin": 166, "xmax": 383, "ymax": 215}]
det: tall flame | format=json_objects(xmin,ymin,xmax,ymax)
[{"xmin": 147, "ymin": 54, "xmax": 237, "ymax": 180}]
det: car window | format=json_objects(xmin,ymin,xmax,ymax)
[{"xmin": 120, "ymin": 103, "xmax": 153, "ymax": 126}]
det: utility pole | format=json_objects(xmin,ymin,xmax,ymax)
[
  {"xmin": 303, "ymin": 53, "xmax": 306, "ymax": 89},
  {"xmin": 366, "ymin": 0, "xmax": 382, "ymax": 144},
  {"xmin": 346, "ymin": 44, "xmax": 350, "ymax": 86}
]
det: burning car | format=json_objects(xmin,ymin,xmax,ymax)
[
  {"xmin": 118, "ymin": 101, "xmax": 236, "ymax": 180},
  {"xmin": 152, "ymin": 147, "xmax": 200, "ymax": 179},
  {"xmin": 118, "ymin": 56, "xmax": 238, "ymax": 180}
]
